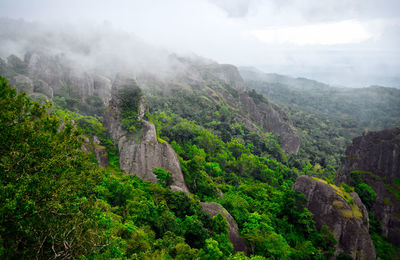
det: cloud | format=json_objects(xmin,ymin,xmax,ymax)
[
  {"xmin": 0, "ymin": 0, "xmax": 398, "ymax": 87},
  {"xmin": 208, "ymin": 0, "xmax": 254, "ymax": 17},
  {"xmin": 251, "ymin": 20, "xmax": 374, "ymax": 45}
]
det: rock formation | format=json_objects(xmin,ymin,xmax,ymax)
[
  {"xmin": 92, "ymin": 136, "xmax": 109, "ymax": 168},
  {"xmin": 81, "ymin": 136, "xmax": 109, "ymax": 168},
  {"xmin": 12, "ymin": 74, "xmax": 34, "ymax": 94},
  {"xmin": 336, "ymin": 127, "xmax": 400, "ymax": 246},
  {"xmin": 239, "ymin": 93, "xmax": 300, "ymax": 154},
  {"xmin": 200, "ymin": 202, "xmax": 248, "ymax": 253},
  {"xmin": 104, "ymin": 76, "xmax": 189, "ymax": 193},
  {"xmin": 293, "ymin": 176, "xmax": 376, "ymax": 260}
]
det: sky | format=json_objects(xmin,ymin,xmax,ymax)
[{"xmin": 0, "ymin": 0, "xmax": 399, "ymax": 87}]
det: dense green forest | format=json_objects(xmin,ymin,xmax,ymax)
[
  {"xmin": 1, "ymin": 69, "xmax": 399, "ymax": 259},
  {"xmin": 0, "ymin": 76, "xmax": 337, "ymax": 259}
]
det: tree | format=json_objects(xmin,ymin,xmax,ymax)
[
  {"xmin": 153, "ymin": 168, "xmax": 173, "ymax": 187},
  {"xmin": 0, "ymin": 76, "xmax": 108, "ymax": 258}
]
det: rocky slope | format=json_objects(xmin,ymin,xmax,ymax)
[
  {"xmin": 293, "ymin": 176, "xmax": 375, "ymax": 259},
  {"xmin": 336, "ymin": 127, "xmax": 400, "ymax": 246},
  {"xmin": 138, "ymin": 58, "xmax": 301, "ymax": 154}
]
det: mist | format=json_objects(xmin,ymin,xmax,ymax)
[{"xmin": 0, "ymin": 0, "xmax": 399, "ymax": 88}]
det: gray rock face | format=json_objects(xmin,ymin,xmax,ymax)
[
  {"xmin": 200, "ymin": 202, "xmax": 248, "ymax": 253},
  {"xmin": 25, "ymin": 52, "xmax": 112, "ymax": 105},
  {"xmin": 94, "ymin": 75, "xmax": 112, "ymax": 105},
  {"xmin": 239, "ymin": 93, "xmax": 300, "ymax": 154},
  {"xmin": 12, "ymin": 74, "xmax": 34, "ymax": 94},
  {"xmin": 68, "ymin": 71, "xmax": 95, "ymax": 100},
  {"xmin": 198, "ymin": 63, "xmax": 247, "ymax": 91},
  {"xmin": 25, "ymin": 52, "xmax": 65, "ymax": 89},
  {"xmin": 336, "ymin": 127, "xmax": 400, "ymax": 246},
  {"xmin": 33, "ymin": 79, "xmax": 53, "ymax": 99},
  {"xmin": 293, "ymin": 176, "xmax": 376, "ymax": 260},
  {"xmin": 104, "ymin": 77, "xmax": 189, "ymax": 193},
  {"xmin": 92, "ymin": 136, "xmax": 109, "ymax": 168},
  {"xmin": 81, "ymin": 136, "xmax": 109, "ymax": 168}
]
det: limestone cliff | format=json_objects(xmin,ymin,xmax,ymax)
[
  {"xmin": 200, "ymin": 202, "xmax": 248, "ymax": 253},
  {"xmin": 104, "ymin": 76, "xmax": 189, "ymax": 193},
  {"xmin": 336, "ymin": 127, "xmax": 400, "ymax": 246},
  {"xmin": 293, "ymin": 176, "xmax": 376, "ymax": 260}
]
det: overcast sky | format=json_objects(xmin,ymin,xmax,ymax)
[{"xmin": 0, "ymin": 0, "xmax": 399, "ymax": 87}]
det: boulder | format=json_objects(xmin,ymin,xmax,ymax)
[
  {"xmin": 200, "ymin": 202, "xmax": 248, "ymax": 253},
  {"xmin": 336, "ymin": 127, "xmax": 400, "ymax": 246},
  {"xmin": 293, "ymin": 176, "xmax": 376, "ymax": 260},
  {"xmin": 104, "ymin": 76, "xmax": 189, "ymax": 193}
]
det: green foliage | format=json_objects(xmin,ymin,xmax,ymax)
[
  {"xmin": 135, "ymin": 92, "xmax": 345, "ymax": 258},
  {"xmin": 336, "ymin": 252, "xmax": 354, "ymax": 260},
  {"xmin": 0, "ymin": 76, "xmax": 107, "ymax": 258},
  {"xmin": 53, "ymin": 107, "xmax": 119, "ymax": 164},
  {"xmin": 153, "ymin": 168, "xmax": 173, "ymax": 187},
  {"xmin": 117, "ymin": 80, "xmax": 143, "ymax": 133},
  {"xmin": 0, "ymin": 77, "xmax": 237, "ymax": 259},
  {"xmin": 355, "ymin": 183, "xmax": 377, "ymax": 210},
  {"xmin": 349, "ymin": 171, "xmax": 377, "ymax": 210}
]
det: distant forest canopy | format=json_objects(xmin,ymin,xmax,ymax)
[{"xmin": 240, "ymin": 67, "xmax": 400, "ymax": 169}]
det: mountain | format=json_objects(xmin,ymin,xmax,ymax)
[
  {"xmin": 1, "ymin": 19, "xmax": 399, "ymax": 259},
  {"xmin": 240, "ymin": 67, "xmax": 400, "ymax": 170}
]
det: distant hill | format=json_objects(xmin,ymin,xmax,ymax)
[{"xmin": 239, "ymin": 67, "xmax": 400, "ymax": 168}]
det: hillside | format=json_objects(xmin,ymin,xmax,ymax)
[
  {"xmin": 0, "ymin": 63, "xmax": 336, "ymax": 259},
  {"xmin": 240, "ymin": 67, "xmax": 400, "ymax": 169}
]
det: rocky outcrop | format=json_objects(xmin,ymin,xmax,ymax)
[
  {"xmin": 293, "ymin": 176, "xmax": 376, "ymax": 260},
  {"xmin": 81, "ymin": 136, "xmax": 109, "ymax": 168},
  {"xmin": 239, "ymin": 93, "xmax": 300, "ymax": 154},
  {"xmin": 33, "ymin": 79, "xmax": 53, "ymax": 99},
  {"xmin": 24, "ymin": 51, "xmax": 112, "ymax": 103},
  {"xmin": 12, "ymin": 74, "xmax": 34, "ymax": 94},
  {"xmin": 25, "ymin": 51, "xmax": 65, "ymax": 90},
  {"xmin": 94, "ymin": 75, "xmax": 112, "ymax": 105},
  {"xmin": 336, "ymin": 127, "xmax": 400, "ymax": 246},
  {"xmin": 92, "ymin": 136, "xmax": 109, "ymax": 168},
  {"xmin": 198, "ymin": 63, "xmax": 247, "ymax": 92},
  {"xmin": 104, "ymin": 76, "xmax": 189, "ymax": 193},
  {"xmin": 200, "ymin": 202, "xmax": 248, "ymax": 253}
]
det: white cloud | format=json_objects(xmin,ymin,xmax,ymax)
[{"xmin": 251, "ymin": 20, "xmax": 374, "ymax": 45}]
